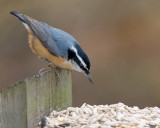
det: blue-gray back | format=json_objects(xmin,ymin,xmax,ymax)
[{"xmin": 26, "ymin": 17, "xmax": 78, "ymax": 58}]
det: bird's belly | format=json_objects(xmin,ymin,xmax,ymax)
[{"xmin": 28, "ymin": 34, "xmax": 73, "ymax": 70}]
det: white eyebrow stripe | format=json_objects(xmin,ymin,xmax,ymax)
[{"xmin": 71, "ymin": 46, "xmax": 87, "ymax": 69}]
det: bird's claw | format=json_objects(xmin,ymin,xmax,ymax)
[
  {"xmin": 38, "ymin": 64, "xmax": 54, "ymax": 76},
  {"xmin": 53, "ymin": 67, "xmax": 61, "ymax": 82},
  {"xmin": 38, "ymin": 64, "xmax": 61, "ymax": 82}
]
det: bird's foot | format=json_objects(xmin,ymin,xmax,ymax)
[
  {"xmin": 53, "ymin": 66, "xmax": 61, "ymax": 82},
  {"xmin": 39, "ymin": 64, "xmax": 54, "ymax": 76},
  {"xmin": 38, "ymin": 64, "xmax": 61, "ymax": 82}
]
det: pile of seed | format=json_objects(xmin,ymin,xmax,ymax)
[{"xmin": 39, "ymin": 103, "xmax": 160, "ymax": 128}]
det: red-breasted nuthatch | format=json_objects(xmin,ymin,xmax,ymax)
[{"xmin": 10, "ymin": 11, "xmax": 93, "ymax": 83}]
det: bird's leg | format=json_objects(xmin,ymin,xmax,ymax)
[
  {"xmin": 47, "ymin": 64, "xmax": 61, "ymax": 82},
  {"xmin": 53, "ymin": 66, "xmax": 61, "ymax": 82},
  {"xmin": 39, "ymin": 64, "xmax": 60, "ymax": 82},
  {"xmin": 39, "ymin": 63, "xmax": 54, "ymax": 75}
]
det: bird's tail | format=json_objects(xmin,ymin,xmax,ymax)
[
  {"xmin": 10, "ymin": 11, "xmax": 34, "ymax": 34},
  {"xmin": 10, "ymin": 11, "xmax": 27, "ymax": 24}
]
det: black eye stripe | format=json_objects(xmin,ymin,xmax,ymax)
[
  {"xmin": 74, "ymin": 43, "xmax": 90, "ymax": 70},
  {"xmin": 68, "ymin": 49, "xmax": 89, "ymax": 74},
  {"xmin": 80, "ymin": 65, "xmax": 89, "ymax": 74},
  {"xmin": 74, "ymin": 56, "xmax": 89, "ymax": 74}
]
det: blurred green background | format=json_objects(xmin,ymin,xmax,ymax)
[{"xmin": 1, "ymin": 0, "xmax": 160, "ymax": 108}]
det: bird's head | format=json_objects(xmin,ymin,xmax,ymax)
[{"xmin": 68, "ymin": 43, "xmax": 93, "ymax": 83}]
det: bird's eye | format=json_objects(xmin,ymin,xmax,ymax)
[
  {"xmin": 79, "ymin": 63, "xmax": 89, "ymax": 74},
  {"xmin": 79, "ymin": 63, "xmax": 83, "ymax": 68}
]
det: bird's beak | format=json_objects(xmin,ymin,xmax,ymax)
[{"xmin": 87, "ymin": 74, "xmax": 94, "ymax": 84}]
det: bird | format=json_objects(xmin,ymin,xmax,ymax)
[{"xmin": 10, "ymin": 11, "xmax": 93, "ymax": 83}]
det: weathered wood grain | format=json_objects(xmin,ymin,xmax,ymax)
[{"xmin": 0, "ymin": 69, "xmax": 72, "ymax": 128}]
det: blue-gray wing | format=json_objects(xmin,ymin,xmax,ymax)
[{"xmin": 24, "ymin": 16, "xmax": 76, "ymax": 58}]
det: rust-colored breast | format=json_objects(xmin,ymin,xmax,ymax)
[{"xmin": 27, "ymin": 32, "xmax": 73, "ymax": 70}]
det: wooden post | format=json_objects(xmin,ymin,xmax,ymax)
[{"xmin": 0, "ymin": 68, "xmax": 72, "ymax": 128}]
